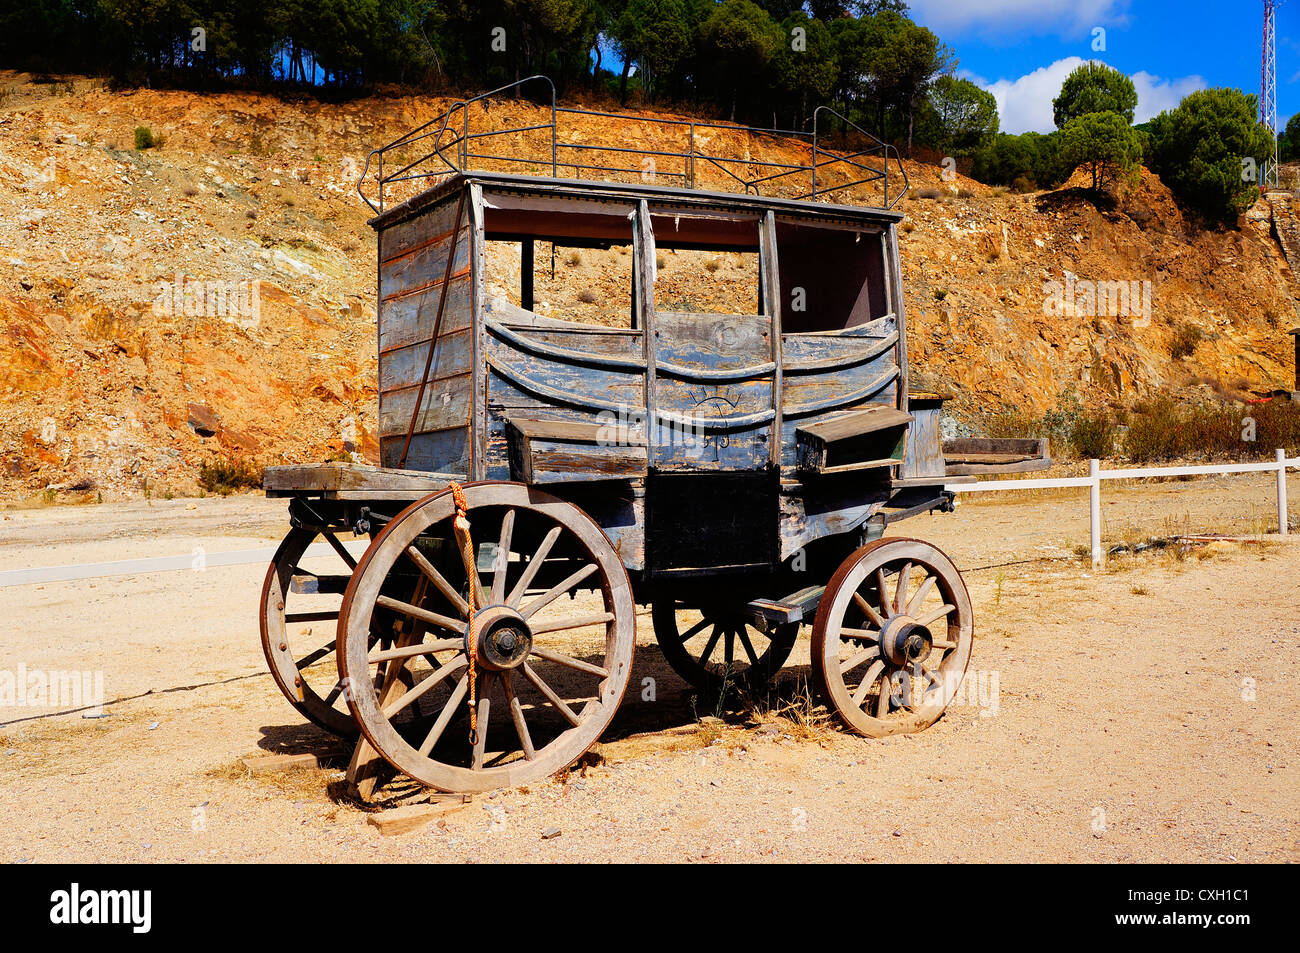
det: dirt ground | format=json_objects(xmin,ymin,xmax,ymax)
[{"xmin": 1, "ymin": 472, "xmax": 1298, "ymax": 863}]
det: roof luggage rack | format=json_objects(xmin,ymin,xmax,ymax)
[{"xmin": 357, "ymin": 75, "xmax": 909, "ymax": 214}]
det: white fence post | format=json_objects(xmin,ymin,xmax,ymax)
[
  {"xmin": 1279, "ymin": 448, "xmax": 1290, "ymax": 536},
  {"xmin": 1089, "ymin": 458, "xmax": 1102, "ymax": 569}
]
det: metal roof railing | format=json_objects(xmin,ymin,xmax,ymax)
[{"xmin": 357, "ymin": 75, "xmax": 909, "ymax": 215}]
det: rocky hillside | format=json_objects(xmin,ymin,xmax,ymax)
[{"xmin": 1, "ymin": 73, "xmax": 1297, "ymax": 502}]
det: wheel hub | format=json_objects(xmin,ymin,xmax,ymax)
[
  {"xmin": 469, "ymin": 605, "xmax": 533, "ymax": 671},
  {"xmin": 880, "ymin": 616, "xmax": 932, "ymax": 666}
]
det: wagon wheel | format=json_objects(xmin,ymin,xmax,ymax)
[
  {"xmin": 651, "ymin": 599, "xmax": 797, "ymax": 695},
  {"xmin": 811, "ymin": 538, "xmax": 973, "ymax": 738},
  {"xmin": 260, "ymin": 526, "xmax": 368, "ymax": 738},
  {"xmin": 337, "ymin": 483, "xmax": 636, "ymax": 793}
]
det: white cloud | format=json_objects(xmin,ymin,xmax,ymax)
[
  {"xmin": 908, "ymin": 0, "xmax": 1129, "ymax": 39},
  {"xmin": 1130, "ymin": 71, "xmax": 1206, "ymax": 123},
  {"xmin": 976, "ymin": 58, "xmax": 1206, "ymax": 134},
  {"xmin": 982, "ymin": 57, "xmax": 1085, "ymax": 134}
]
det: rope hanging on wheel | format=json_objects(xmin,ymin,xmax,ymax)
[{"xmin": 448, "ymin": 482, "xmax": 482, "ymax": 746}]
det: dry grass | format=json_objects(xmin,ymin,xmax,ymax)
[
  {"xmin": 197, "ymin": 456, "xmax": 263, "ymax": 495},
  {"xmin": 742, "ymin": 677, "xmax": 836, "ymax": 743}
]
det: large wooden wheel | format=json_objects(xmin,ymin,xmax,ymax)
[
  {"xmin": 260, "ymin": 526, "xmax": 367, "ymax": 738},
  {"xmin": 337, "ymin": 483, "xmax": 636, "ymax": 793},
  {"xmin": 651, "ymin": 599, "xmax": 797, "ymax": 695},
  {"xmin": 811, "ymin": 538, "xmax": 973, "ymax": 737}
]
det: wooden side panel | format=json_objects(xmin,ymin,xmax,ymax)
[
  {"xmin": 483, "ymin": 323, "xmax": 650, "ymax": 480},
  {"xmin": 376, "ymin": 189, "xmax": 472, "ymax": 474},
  {"xmin": 778, "ymin": 481, "xmax": 890, "ymax": 560},
  {"xmin": 898, "ymin": 405, "xmax": 945, "ymax": 480},
  {"xmin": 651, "ymin": 312, "xmax": 774, "ymax": 470}
]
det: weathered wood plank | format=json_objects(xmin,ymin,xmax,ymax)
[
  {"xmin": 264, "ymin": 463, "xmax": 463, "ymax": 494},
  {"xmin": 378, "ymin": 373, "xmax": 473, "ymax": 437},
  {"xmin": 378, "ymin": 327, "xmax": 473, "ymax": 393},
  {"xmin": 367, "ymin": 798, "xmax": 472, "ymax": 836},
  {"xmin": 378, "ymin": 230, "xmax": 471, "ymax": 302},
  {"xmin": 796, "ymin": 404, "xmax": 911, "ymax": 475},
  {"xmin": 380, "ymin": 428, "xmax": 470, "ymax": 475},
  {"xmin": 378, "ymin": 278, "xmax": 473, "ymax": 353}
]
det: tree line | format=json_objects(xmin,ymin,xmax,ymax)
[
  {"xmin": 0, "ymin": 0, "xmax": 999, "ymax": 154},
  {"xmin": 3, "ymin": 1, "xmax": 1282, "ymax": 221},
  {"xmin": 973, "ymin": 60, "xmax": 1278, "ymax": 223}
]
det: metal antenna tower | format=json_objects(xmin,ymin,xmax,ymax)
[{"xmin": 1263, "ymin": 0, "xmax": 1280, "ymax": 188}]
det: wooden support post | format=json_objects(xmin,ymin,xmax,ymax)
[
  {"xmin": 521, "ymin": 238, "xmax": 534, "ymax": 312},
  {"xmin": 1278, "ymin": 448, "xmax": 1290, "ymax": 536},
  {"xmin": 1089, "ymin": 458, "xmax": 1102, "ymax": 569}
]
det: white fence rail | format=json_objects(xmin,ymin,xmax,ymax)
[{"xmin": 946, "ymin": 448, "xmax": 1297, "ymax": 568}]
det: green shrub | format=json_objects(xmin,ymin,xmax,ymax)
[
  {"xmin": 134, "ymin": 126, "xmax": 154, "ymax": 150},
  {"xmin": 1068, "ymin": 410, "xmax": 1118, "ymax": 458},
  {"xmin": 1169, "ymin": 323, "xmax": 1204, "ymax": 359},
  {"xmin": 971, "ymin": 131, "xmax": 1069, "ymax": 190}
]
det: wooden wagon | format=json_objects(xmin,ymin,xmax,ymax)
[{"xmin": 259, "ymin": 80, "xmax": 1012, "ymax": 794}]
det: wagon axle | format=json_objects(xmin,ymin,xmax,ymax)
[
  {"xmin": 879, "ymin": 616, "xmax": 933, "ymax": 667},
  {"xmin": 471, "ymin": 606, "xmax": 532, "ymax": 671}
]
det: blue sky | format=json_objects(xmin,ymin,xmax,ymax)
[{"xmin": 904, "ymin": 0, "xmax": 1298, "ymax": 134}]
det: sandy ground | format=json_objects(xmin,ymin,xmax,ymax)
[{"xmin": 0, "ymin": 472, "xmax": 1297, "ymax": 863}]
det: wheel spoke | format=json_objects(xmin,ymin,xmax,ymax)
[
  {"xmin": 905, "ymin": 574, "xmax": 937, "ymax": 617},
  {"xmin": 323, "ymin": 530, "xmax": 358, "ymax": 570},
  {"xmin": 521, "ymin": 662, "xmax": 582, "ymax": 727},
  {"xmin": 471, "ymin": 676, "xmax": 492, "ymax": 770},
  {"xmin": 915, "ymin": 604, "xmax": 956, "ymax": 628},
  {"xmin": 323, "ymin": 681, "xmax": 344, "ymax": 706},
  {"xmin": 405, "ymin": 546, "xmax": 469, "ymax": 617},
  {"xmin": 295, "ymin": 640, "xmax": 337, "ymax": 670},
  {"xmin": 840, "ymin": 644, "xmax": 880, "ymax": 676},
  {"xmin": 678, "ymin": 615, "xmax": 711, "ymax": 645},
  {"xmin": 899, "ymin": 670, "xmax": 913, "ymax": 710},
  {"xmin": 417, "ymin": 672, "xmax": 469, "ymax": 756},
  {"xmin": 502, "ymin": 671, "xmax": 536, "ymax": 761},
  {"xmin": 376, "ymin": 595, "xmax": 464, "ymax": 634},
  {"xmin": 875, "ymin": 671, "xmax": 893, "ymax": 716},
  {"xmin": 368, "ymin": 639, "xmax": 463, "ymax": 664},
  {"xmin": 528, "ymin": 611, "xmax": 614, "ymax": 635},
  {"xmin": 699, "ymin": 625, "xmax": 723, "ymax": 665},
  {"xmin": 724, "ymin": 627, "xmax": 735, "ymax": 666},
  {"xmin": 932, "ymin": 639, "xmax": 957, "ymax": 651},
  {"xmin": 875, "ymin": 568, "xmax": 893, "ymax": 618},
  {"xmin": 852, "ymin": 591, "xmax": 886, "ymax": 628},
  {"xmin": 507, "ymin": 526, "xmax": 562, "ymax": 607},
  {"xmin": 520, "ymin": 563, "xmax": 598, "ymax": 619},
  {"xmin": 852, "ymin": 659, "xmax": 885, "ymax": 707},
  {"xmin": 894, "ymin": 562, "xmax": 912, "ymax": 615},
  {"xmin": 737, "ymin": 626, "xmax": 761, "ymax": 667},
  {"xmin": 840, "ymin": 626, "xmax": 879, "ymax": 642},
  {"xmin": 491, "ymin": 509, "xmax": 515, "ymax": 606},
  {"xmin": 382, "ymin": 654, "xmax": 467, "ymax": 717},
  {"xmin": 530, "ymin": 644, "xmax": 609, "ymax": 678}
]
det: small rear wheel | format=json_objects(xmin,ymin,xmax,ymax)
[
  {"xmin": 651, "ymin": 599, "xmax": 797, "ymax": 695},
  {"xmin": 811, "ymin": 538, "xmax": 973, "ymax": 737}
]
